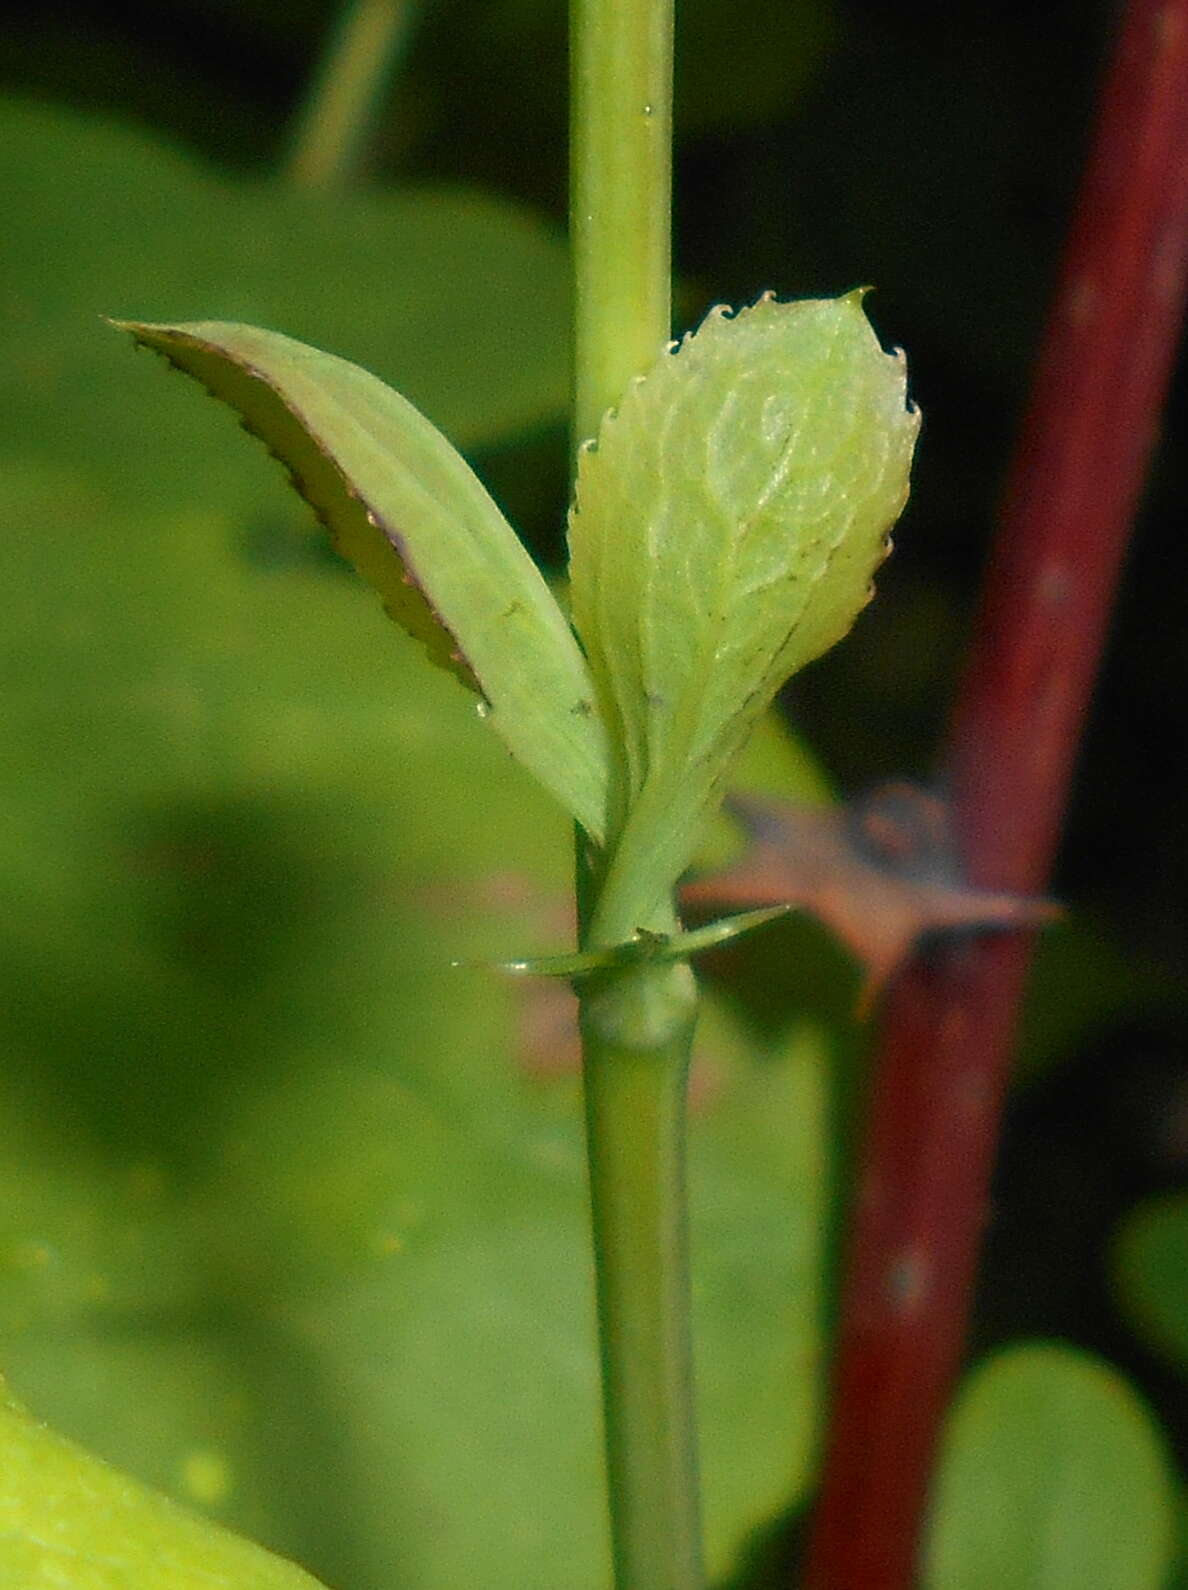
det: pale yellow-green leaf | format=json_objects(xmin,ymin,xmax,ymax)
[
  {"xmin": 114, "ymin": 321, "xmax": 610, "ymax": 841},
  {"xmin": 568, "ymin": 292, "xmax": 918, "ymax": 933},
  {"xmin": 0, "ymin": 1383, "xmax": 328, "ymax": 1589}
]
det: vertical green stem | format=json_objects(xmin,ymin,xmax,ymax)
[
  {"xmin": 570, "ymin": 0, "xmax": 674, "ymax": 444},
  {"xmin": 579, "ymin": 964, "xmax": 703, "ymax": 1590},
  {"xmin": 287, "ymin": 0, "xmax": 417, "ymax": 189},
  {"xmin": 570, "ymin": 4, "xmax": 697, "ymax": 1582}
]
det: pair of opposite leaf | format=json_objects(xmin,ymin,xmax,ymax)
[{"xmin": 117, "ymin": 291, "xmax": 920, "ymax": 953}]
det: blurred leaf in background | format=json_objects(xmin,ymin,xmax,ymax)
[
  {"xmin": 0, "ymin": 462, "xmax": 831, "ymax": 1586},
  {"xmin": 0, "ymin": 93, "xmax": 832, "ymax": 1588},
  {"xmin": 0, "ymin": 96, "xmax": 571, "ymax": 518},
  {"xmin": 924, "ymin": 1343, "xmax": 1175, "ymax": 1590},
  {"xmin": 1114, "ymin": 1196, "xmax": 1188, "ymax": 1375}
]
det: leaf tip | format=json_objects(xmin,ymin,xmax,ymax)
[{"xmin": 106, "ymin": 316, "xmax": 162, "ymax": 344}]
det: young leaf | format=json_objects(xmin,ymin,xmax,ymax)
[
  {"xmin": 113, "ymin": 320, "xmax": 610, "ymax": 841},
  {"xmin": 568, "ymin": 292, "xmax": 919, "ymax": 931},
  {"xmin": 0, "ymin": 1383, "xmax": 329, "ymax": 1589}
]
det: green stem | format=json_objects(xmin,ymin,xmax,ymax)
[
  {"xmin": 570, "ymin": 0, "xmax": 674, "ymax": 444},
  {"xmin": 286, "ymin": 0, "xmax": 417, "ymax": 189},
  {"xmin": 569, "ymin": 0, "xmax": 696, "ymax": 1581},
  {"xmin": 580, "ymin": 963, "xmax": 703, "ymax": 1590}
]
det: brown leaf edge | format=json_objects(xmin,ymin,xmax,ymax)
[{"xmin": 114, "ymin": 321, "xmax": 482, "ymax": 696}]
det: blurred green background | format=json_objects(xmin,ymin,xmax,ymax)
[{"xmin": 2, "ymin": 1, "xmax": 1186, "ymax": 1586}]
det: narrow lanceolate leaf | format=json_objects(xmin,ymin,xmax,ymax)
[
  {"xmin": 569, "ymin": 292, "xmax": 919, "ymax": 931},
  {"xmin": 114, "ymin": 320, "xmax": 610, "ymax": 841}
]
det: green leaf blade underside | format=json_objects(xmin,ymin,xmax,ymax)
[
  {"xmin": 0, "ymin": 1387, "xmax": 328, "ymax": 1590},
  {"xmin": 115, "ymin": 320, "xmax": 609, "ymax": 842},
  {"xmin": 568, "ymin": 291, "xmax": 918, "ymax": 929}
]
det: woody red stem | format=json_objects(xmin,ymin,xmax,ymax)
[{"xmin": 804, "ymin": 2, "xmax": 1188, "ymax": 1585}]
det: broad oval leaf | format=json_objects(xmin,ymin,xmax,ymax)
[
  {"xmin": 0, "ymin": 1383, "xmax": 328, "ymax": 1589},
  {"xmin": 568, "ymin": 291, "xmax": 918, "ymax": 932},
  {"xmin": 115, "ymin": 320, "xmax": 609, "ymax": 841},
  {"xmin": 924, "ymin": 1344, "xmax": 1175, "ymax": 1590}
]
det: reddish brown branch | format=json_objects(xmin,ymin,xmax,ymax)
[{"xmin": 804, "ymin": 3, "xmax": 1188, "ymax": 1586}]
